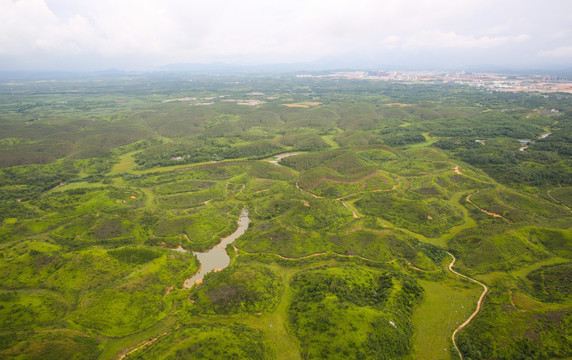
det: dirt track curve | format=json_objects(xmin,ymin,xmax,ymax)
[{"xmin": 446, "ymin": 251, "xmax": 489, "ymax": 360}]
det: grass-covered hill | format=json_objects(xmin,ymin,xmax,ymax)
[{"xmin": 0, "ymin": 74, "xmax": 570, "ymax": 359}]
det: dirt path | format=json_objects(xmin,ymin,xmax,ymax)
[
  {"xmin": 118, "ymin": 330, "xmax": 170, "ymax": 359},
  {"xmin": 234, "ymin": 249, "xmax": 328, "ymax": 261},
  {"xmin": 48, "ymin": 181, "xmax": 67, "ymax": 192},
  {"xmin": 406, "ymin": 261, "xmax": 431, "ymax": 272},
  {"xmin": 253, "ymin": 188, "xmax": 270, "ymax": 194},
  {"xmin": 547, "ymin": 190, "xmax": 571, "ymax": 211},
  {"xmin": 236, "ymin": 248, "xmax": 406, "ymax": 267},
  {"xmin": 295, "ymin": 181, "xmax": 324, "ymax": 199},
  {"xmin": 509, "ymin": 289, "xmax": 526, "ymax": 312},
  {"xmin": 295, "ymin": 178, "xmax": 401, "ymax": 220},
  {"xmin": 446, "ymin": 252, "xmax": 488, "ymax": 360},
  {"xmin": 466, "ymin": 194, "xmax": 512, "ymax": 223},
  {"xmin": 296, "ymin": 181, "xmax": 359, "ymax": 218},
  {"xmin": 275, "ymin": 252, "xmax": 327, "ymax": 260},
  {"xmin": 309, "ymin": 170, "xmax": 384, "ymax": 186},
  {"xmin": 297, "ymin": 171, "xmax": 397, "ymax": 200},
  {"xmin": 336, "ymin": 181, "xmax": 400, "ymax": 201},
  {"xmin": 340, "ymin": 200, "xmax": 359, "ymax": 218},
  {"xmin": 225, "ymin": 181, "xmax": 245, "ymax": 194}
]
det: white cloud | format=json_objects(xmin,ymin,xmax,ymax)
[
  {"xmin": 0, "ymin": 0, "xmax": 96, "ymax": 54},
  {"xmin": 538, "ymin": 46, "xmax": 572, "ymax": 58},
  {"xmin": 0, "ymin": 0, "xmax": 570, "ymax": 70},
  {"xmin": 552, "ymin": 30, "xmax": 571, "ymax": 39},
  {"xmin": 401, "ymin": 31, "xmax": 530, "ymax": 50}
]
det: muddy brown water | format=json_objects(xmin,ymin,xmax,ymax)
[{"xmin": 181, "ymin": 209, "xmax": 250, "ymax": 288}]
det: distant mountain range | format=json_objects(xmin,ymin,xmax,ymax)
[
  {"xmin": 1, "ymin": 56, "xmax": 571, "ymax": 81},
  {"xmin": 159, "ymin": 54, "xmax": 572, "ymax": 76}
]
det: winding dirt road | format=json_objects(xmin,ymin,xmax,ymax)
[
  {"xmin": 547, "ymin": 189, "xmax": 571, "ymax": 211},
  {"xmin": 446, "ymin": 252, "xmax": 489, "ymax": 360},
  {"xmin": 295, "ymin": 179, "xmax": 400, "ymax": 219},
  {"xmin": 295, "ymin": 181, "xmax": 324, "ymax": 199},
  {"xmin": 340, "ymin": 200, "xmax": 359, "ymax": 218},
  {"xmin": 466, "ymin": 193, "xmax": 512, "ymax": 223}
]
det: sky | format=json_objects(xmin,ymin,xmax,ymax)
[{"xmin": 0, "ymin": 0, "xmax": 571, "ymax": 71}]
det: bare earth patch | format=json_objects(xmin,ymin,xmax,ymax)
[
  {"xmin": 238, "ymin": 100, "xmax": 265, "ymax": 106},
  {"xmin": 267, "ymin": 152, "xmax": 299, "ymax": 166},
  {"xmin": 384, "ymin": 103, "xmax": 412, "ymax": 107},
  {"xmin": 162, "ymin": 97, "xmax": 196, "ymax": 103},
  {"xmin": 282, "ymin": 102, "xmax": 322, "ymax": 108}
]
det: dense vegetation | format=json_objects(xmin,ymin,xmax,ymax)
[
  {"xmin": 288, "ymin": 266, "xmax": 422, "ymax": 359},
  {"xmin": 0, "ymin": 73, "xmax": 570, "ymax": 359}
]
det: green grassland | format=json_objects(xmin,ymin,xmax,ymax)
[
  {"xmin": 129, "ymin": 322, "xmax": 275, "ymax": 360},
  {"xmin": 0, "ymin": 74, "xmax": 570, "ymax": 359}
]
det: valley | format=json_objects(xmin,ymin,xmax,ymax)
[{"xmin": 0, "ymin": 73, "xmax": 570, "ymax": 359}]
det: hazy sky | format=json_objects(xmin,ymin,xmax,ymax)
[{"xmin": 1, "ymin": 0, "xmax": 571, "ymax": 71}]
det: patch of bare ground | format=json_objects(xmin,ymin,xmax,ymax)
[
  {"xmin": 267, "ymin": 152, "xmax": 299, "ymax": 166},
  {"xmin": 282, "ymin": 102, "xmax": 322, "ymax": 108},
  {"xmin": 161, "ymin": 97, "xmax": 196, "ymax": 103},
  {"xmin": 383, "ymin": 103, "xmax": 411, "ymax": 107},
  {"xmin": 238, "ymin": 100, "xmax": 265, "ymax": 106},
  {"xmin": 163, "ymin": 286, "xmax": 173, "ymax": 297},
  {"xmin": 49, "ymin": 181, "xmax": 67, "ymax": 191}
]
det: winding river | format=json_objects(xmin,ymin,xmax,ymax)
[
  {"xmin": 182, "ymin": 209, "xmax": 250, "ymax": 289},
  {"xmin": 267, "ymin": 152, "xmax": 299, "ymax": 166}
]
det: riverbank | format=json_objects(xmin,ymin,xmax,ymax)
[{"xmin": 183, "ymin": 209, "xmax": 250, "ymax": 288}]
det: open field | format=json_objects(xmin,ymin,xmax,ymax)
[{"xmin": 412, "ymin": 279, "xmax": 482, "ymax": 360}]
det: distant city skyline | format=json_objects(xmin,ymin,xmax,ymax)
[{"xmin": 1, "ymin": 0, "xmax": 571, "ymax": 71}]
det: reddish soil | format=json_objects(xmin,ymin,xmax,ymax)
[
  {"xmin": 163, "ymin": 286, "xmax": 173, "ymax": 296},
  {"xmin": 466, "ymin": 194, "xmax": 512, "ymax": 222}
]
